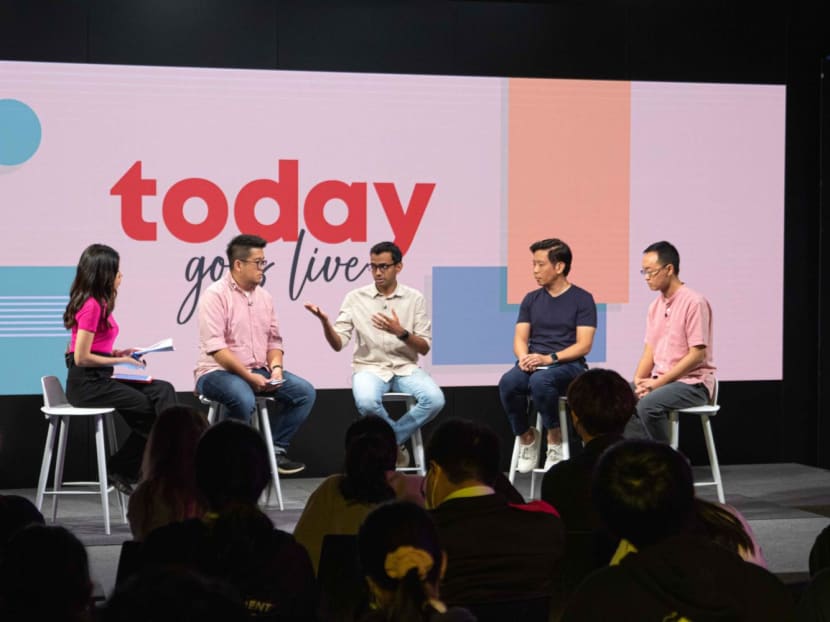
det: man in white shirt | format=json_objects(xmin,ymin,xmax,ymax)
[{"xmin": 305, "ymin": 241, "xmax": 444, "ymax": 465}]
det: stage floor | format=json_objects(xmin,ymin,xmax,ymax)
[{"xmin": 2, "ymin": 462, "xmax": 828, "ymax": 599}]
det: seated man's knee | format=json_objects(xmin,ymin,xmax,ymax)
[{"xmin": 353, "ymin": 392, "xmax": 384, "ymax": 417}]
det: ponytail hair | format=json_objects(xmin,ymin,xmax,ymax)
[{"xmin": 358, "ymin": 502, "xmax": 443, "ymax": 622}]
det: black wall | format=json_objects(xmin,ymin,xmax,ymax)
[{"xmin": 1, "ymin": 0, "xmax": 828, "ymax": 486}]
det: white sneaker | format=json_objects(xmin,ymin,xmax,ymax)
[
  {"xmin": 517, "ymin": 428, "xmax": 541, "ymax": 473},
  {"xmin": 544, "ymin": 443, "xmax": 564, "ymax": 470}
]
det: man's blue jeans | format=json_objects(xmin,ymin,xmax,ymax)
[
  {"xmin": 499, "ymin": 361, "xmax": 586, "ymax": 436},
  {"xmin": 352, "ymin": 369, "xmax": 445, "ymax": 444},
  {"xmin": 196, "ymin": 368, "xmax": 316, "ymax": 450}
]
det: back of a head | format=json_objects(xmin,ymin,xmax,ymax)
[
  {"xmin": 196, "ymin": 420, "xmax": 269, "ymax": 510},
  {"xmin": 567, "ymin": 368, "xmax": 636, "ymax": 437},
  {"xmin": 0, "ymin": 524, "xmax": 91, "ymax": 620},
  {"xmin": 809, "ymin": 525, "xmax": 830, "ymax": 577},
  {"xmin": 142, "ymin": 405, "xmax": 209, "ymax": 483},
  {"xmin": 593, "ymin": 440, "xmax": 694, "ymax": 549},
  {"xmin": 102, "ymin": 566, "xmax": 246, "ymax": 622},
  {"xmin": 426, "ymin": 418, "xmax": 500, "ymax": 486},
  {"xmin": 359, "ymin": 502, "xmax": 443, "ymax": 621},
  {"xmin": 0, "ymin": 494, "xmax": 44, "ymax": 555},
  {"xmin": 691, "ymin": 498, "xmax": 755, "ymax": 559},
  {"xmin": 341, "ymin": 416, "xmax": 397, "ymax": 504}
]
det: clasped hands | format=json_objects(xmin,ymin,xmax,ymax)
[
  {"xmin": 634, "ymin": 377, "xmax": 659, "ymax": 398},
  {"xmin": 518, "ymin": 353, "xmax": 552, "ymax": 372}
]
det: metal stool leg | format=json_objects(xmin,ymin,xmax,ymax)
[
  {"xmin": 411, "ymin": 428, "xmax": 426, "ymax": 476},
  {"xmin": 701, "ymin": 416, "xmax": 725, "ymax": 503},
  {"xmin": 94, "ymin": 414, "xmax": 112, "ymax": 535},
  {"xmin": 529, "ymin": 414, "xmax": 544, "ymax": 500},
  {"xmin": 104, "ymin": 415, "xmax": 127, "ymax": 523},
  {"xmin": 558, "ymin": 397, "xmax": 570, "ymax": 460},
  {"xmin": 36, "ymin": 416, "xmax": 58, "ymax": 511},
  {"xmin": 255, "ymin": 400, "xmax": 284, "ymax": 511},
  {"xmin": 52, "ymin": 416, "xmax": 70, "ymax": 521}
]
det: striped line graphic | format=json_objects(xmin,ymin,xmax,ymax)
[{"xmin": 0, "ymin": 295, "xmax": 69, "ymax": 337}]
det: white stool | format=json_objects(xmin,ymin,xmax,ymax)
[
  {"xmin": 382, "ymin": 392, "xmax": 426, "ymax": 476},
  {"xmin": 36, "ymin": 376, "xmax": 126, "ymax": 535},
  {"xmin": 508, "ymin": 396, "xmax": 570, "ymax": 500},
  {"xmin": 199, "ymin": 395, "xmax": 284, "ymax": 510},
  {"xmin": 669, "ymin": 378, "xmax": 725, "ymax": 503}
]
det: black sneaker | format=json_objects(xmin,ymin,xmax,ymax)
[
  {"xmin": 275, "ymin": 453, "xmax": 306, "ymax": 475},
  {"xmin": 108, "ymin": 471, "xmax": 135, "ymax": 495}
]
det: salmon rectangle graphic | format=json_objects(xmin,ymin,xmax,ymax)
[{"xmin": 507, "ymin": 79, "xmax": 630, "ymax": 304}]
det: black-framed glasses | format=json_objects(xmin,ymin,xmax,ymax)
[
  {"xmin": 369, "ymin": 263, "xmax": 397, "ymax": 272},
  {"xmin": 241, "ymin": 258, "xmax": 269, "ymax": 269},
  {"xmin": 639, "ymin": 265, "xmax": 667, "ymax": 278}
]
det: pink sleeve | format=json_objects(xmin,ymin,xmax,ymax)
[
  {"xmin": 75, "ymin": 298, "xmax": 102, "ymax": 332},
  {"xmin": 684, "ymin": 298, "xmax": 711, "ymax": 349},
  {"xmin": 198, "ymin": 289, "xmax": 229, "ymax": 354},
  {"xmin": 267, "ymin": 296, "xmax": 284, "ymax": 351}
]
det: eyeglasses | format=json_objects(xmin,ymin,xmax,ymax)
[
  {"xmin": 240, "ymin": 258, "xmax": 269, "ymax": 269},
  {"xmin": 369, "ymin": 263, "xmax": 397, "ymax": 272},
  {"xmin": 639, "ymin": 265, "xmax": 667, "ymax": 279}
]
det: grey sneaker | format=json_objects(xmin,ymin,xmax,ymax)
[
  {"xmin": 396, "ymin": 444, "xmax": 411, "ymax": 468},
  {"xmin": 275, "ymin": 452, "xmax": 306, "ymax": 475}
]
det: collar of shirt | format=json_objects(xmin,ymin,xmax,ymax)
[{"xmin": 442, "ymin": 485, "xmax": 495, "ymax": 502}]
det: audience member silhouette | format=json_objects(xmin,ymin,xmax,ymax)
[
  {"xmin": 358, "ymin": 501, "xmax": 475, "ymax": 622},
  {"xmin": 142, "ymin": 419, "xmax": 317, "ymax": 621},
  {"xmin": 127, "ymin": 405, "xmax": 209, "ymax": 540},
  {"xmin": 0, "ymin": 524, "xmax": 92, "ymax": 622},
  {"xmin": 294, "ymin": 415, "xmax": 424, "ymax": 574},
  {"xmin": 100, "ymin": 565, "xmax": 247, "ymax": 622},
  {"xmin": 688, "ymin": 497, "xmax": 765, "ymax": 567},
  {"xmin": 562, "ymin": 440, "xmax": 792, "ymax": 621},
  {"xmin": 0, "ymin": 494, "xmax": 44, "ymax": 555},
  {"xmin": 425, "ymin": 418, "xmax": 563, "ymax": 620},
  {"xmin": 792, "ymin": 523, "xmax": 830, "ymax": 621}
]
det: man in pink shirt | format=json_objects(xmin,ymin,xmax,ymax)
[
  {"xmin": 628, "ymin": 241, "xmax": 716, "ymax": 442},
  {"xmin": 195, "ymin": 234, "xmax": 316, "ymax": 474}
]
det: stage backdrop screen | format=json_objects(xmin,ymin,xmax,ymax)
[{"xmin": 0, "ymin": 62, "xmax": 785, "ymax": 394}]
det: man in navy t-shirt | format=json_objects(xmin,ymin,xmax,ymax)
[{"xmin": 499, "ymin": 238, "xmax": 597, "ymax": 473}]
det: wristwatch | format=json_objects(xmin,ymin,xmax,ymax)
[
  {"xmin": 551, "ymin": 353, "xmax": 559, "ymax": 364},
  {"xmin": 271, "ymin": 363, "xmax": 283, "ymax": 371},
  {"xmin": 397, "ymin": 330, "xmax": 411, "ymax": 341}
]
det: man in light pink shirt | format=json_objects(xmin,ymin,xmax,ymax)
[
  {"xmin": 195, "ymin": 234, "xmax": 316, "ymax": 474},
  {"xmin": 628, "ymin": 241, "xmax": 716, "ymax": 442}
]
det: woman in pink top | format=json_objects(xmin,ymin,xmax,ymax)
[{"xmin": 63, "ymin": 244, "xmax": 177, "ymax": 493}]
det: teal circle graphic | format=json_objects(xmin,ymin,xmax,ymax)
[{"xmin": 0, "ymin": 99, "xmax": 42, "ymax": 166}]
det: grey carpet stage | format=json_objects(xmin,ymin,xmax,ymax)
[{"xmin": 3, "ymin": 463, "xmax": 829, "ymax": 598}]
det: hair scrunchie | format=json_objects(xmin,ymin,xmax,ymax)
[{"xmin": 384, "ymin": 545, "xmax": 434, "ymax": 580}]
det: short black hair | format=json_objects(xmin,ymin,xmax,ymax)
[
  {"xmin": 530, "ymin": 238, "xmax": 573, "ymax": 276},
  {"xmin": 195, "ymin": 420, "xmax": 270, "ymax": 510},
  {"xmin": 567, "ymin": 369, "xmax": 635, "ymax": 437},
  {"xmin": 592, "ymin": 440, "xmax": 694, "ymax": 549},
  {"xmin": 643, "ymin": 241, "xmax": 680, "ymax": 275},
  {"xmin": 226, "ymin": 234, "xmax": 267, "ymax": 266},
  {"xmin": 426, "ymin": 418, "xmax": 500, "ymax": 486},
  {"xmin": 370, "ymin": 241, "xmax": 402, "ymax": 264},
  {"xmin": 339, "ymin": 416, "xmax": 397, "ymax": 504}
]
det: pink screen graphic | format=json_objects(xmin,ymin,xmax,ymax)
[{"xmin": 0, "ymin": 62, "xmax": 785, "ymax": 392}]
